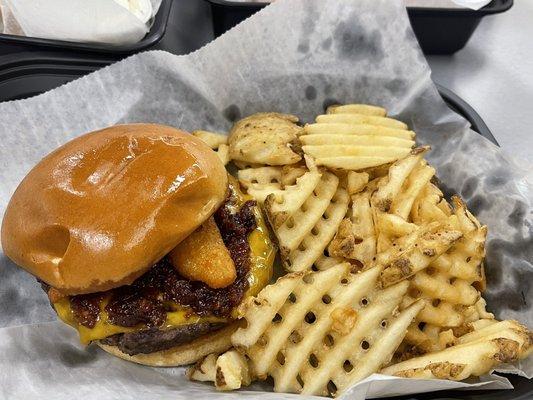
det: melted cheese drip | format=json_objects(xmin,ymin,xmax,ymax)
[{"xmin": 52, "ymin": 186, "xmax": 275, "ymax": 344}]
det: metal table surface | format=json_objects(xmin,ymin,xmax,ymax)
[{"xmin": 427, "ymin": 0, "xmax": 533, "ymax": 165}]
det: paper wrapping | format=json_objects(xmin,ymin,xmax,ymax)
[
  {"xmin": 0, "ymin": 0, "xmax": 530, "ymax": 398},
  {"xmin": 1, "ymin": 0, "xmax": 161, "ymax": 44}
]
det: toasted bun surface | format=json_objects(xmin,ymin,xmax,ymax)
[
  {"xmin": 96, "ymin": 323, "xmax": 238, "ymax": 367},
  {"xmin": 1, "ymin": 124, "xmax": 228, "ymax": 294}
]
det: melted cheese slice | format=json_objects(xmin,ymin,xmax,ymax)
[{"xmin": 52, "ymin": 187, "xmax": 275, "ymax": 344}]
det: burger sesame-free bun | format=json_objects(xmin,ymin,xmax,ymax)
[
  {"xmin": 97, "ymin": 322, "xmax": 238, "ymax": 367},
  {"xmin": 1, "ymin": 124, "xmax": 228, "ymax": 295}
]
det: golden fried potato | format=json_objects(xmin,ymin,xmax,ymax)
[
  {"xmin": 228, "ymin": 113, "xmax": 303, "ymax": 165},
  {"xmin": 188, "ymin": 350, "xmax": 253, "ymax": 391},
  {"xmin": 192, "ymin": 130, "xmax": 228, "ymax": 149},
  {"xmin": 169, "ymin": 217, "xmax": 236, "ymax": 288},
  {"xmin": 231, "ymin": 263, "xmax": 424, "ymax": 396}
]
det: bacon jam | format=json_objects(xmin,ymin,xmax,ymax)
[{"xmin": 66, "ymin": 194, "xmax": 257, "ymax": 330}]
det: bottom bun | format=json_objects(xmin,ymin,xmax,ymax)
[{"xmin": 97, "ymin": 322, "xmax": 240, "ymax": 367}]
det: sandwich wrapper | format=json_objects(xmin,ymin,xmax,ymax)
[
  {"xmin": 0, "ymin": 0, "xmax": 531, "ymax": 398},
  {"xmin": 0, "ymin": 0, "xmax": 161, "ymax": 45}
]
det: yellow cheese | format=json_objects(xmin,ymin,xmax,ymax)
[
  {"xmin": 53, "ymin": 298, "xmax": 227, "ymax": 344},
  {"xmin": 52, "ymin": 188, "xmax": 276, "ymax": 344}
]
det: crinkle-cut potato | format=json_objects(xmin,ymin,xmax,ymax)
[
  {"xmin": 231, "ymin": 262, "xmax": 425, "ymax": 397},
  {"xmin": 303, "ymin": 144, "xmax": 412, "ymax": 159},
  {"xmin": 327, "ymin": 103, "xmax": 387, "ymax": 117},
  {"xmin": 192, "ymin": 130, "xmax": 228, "ymax": 149},
  {"xmin": 328, "ymin": 189, "xmax": 375, "ymax": 267},
  {"xmin": 312, "ymin": 155, "xmax": 403, "ymax": 171},
  {"xmin": 304, "ymin": 123, "xmax": 415, "ymax": 140},
  {"xmin": 188, "ymin": 349, "xmax": 253, "ymax": 391},
  {"xmin": 228, "ymin": 113, "xmax": 303, "ymax": 166},
  {"xmin": 382, "ymin": 319, "xmax": 532, "ymax": 380},
  {"xmin": 301, "ymin": 144, "xmax": 413, "ymax": 171},
  {"xmin": 316, "ymin": 113, "xmax": 408, "ymax": 130},
  {"xmin": 300, "ymin": 134, "xmax": 414, "ymax": 149}
]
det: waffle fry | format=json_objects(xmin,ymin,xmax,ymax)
[
  {"xmin": 313, "ymin": 254, "xmax": 347, "ymax": 271},
  {"xmin": 326, "ymin": 103, "xmax": 387, "ymax": 116},
  {"xmin": 372, "ymin": 147, "xmax": 429, "ymax": 213},
  {"xmin": 198, "ymin": 104, "xmax": 533, "ymax": 397},
  {"xmin": 399, "ymin": 194, "xmax": 489, "ymax": 355},
  {"xmin": 232, "ymin": 263, "xmax": 424, "ymax": 396},
  {"xmin": 238, "ymin": 160, "xmax": 320, "ymax": 205},
  {"xmin": 346, "ymin": 171, "xmax": 369, "ymax": 195},
  {"xmin": 377, "ymin": 224, "xmax": 463, "ymax": 287},
  {"xmin": 192, "ymin": 130, "xmax": 228, "ymax": 149},
  {"xmin": 382, "ymin": 320, "xmax": 531, "ymax": 380},
  {"xmin": 264, "ymin": 165, "xmax": 323, "ymax": 228},
  {"xmin": 390, "ymin": 162, "xmax": 435, "ymax": 220},
  {"xmin": 268, "ymin": 171, "xmax": 339, "ymax": 252},
  {"xmin": 233, "ymin": 160, "xmax": 263, "ymax": 170},
  {"xmin": 228, "ymin": 113, "xmax": 303, "ymax": 165},
  {"xmin": 188, "ymin": 350, "xmax": 253, "ymax": 391},
  {"xmin": 328, "ymin": 189, "xmax": 375, "ymax": 267},
  {"xmin": 216, "ymin": 144, "xmax": 230, "ymax": 166},
  {"xmin": 187, "ymin": 353, "xmax": 217, "ymax": 382},
  {"xmin": 279, "ymin": 187, "xmax": 349, "ymax": 272}
]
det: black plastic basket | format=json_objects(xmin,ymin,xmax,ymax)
[
  {"xmin": 1, "ymin": 54, "xmax": 533, "ymax": 400},
  {"xmin": 0, "ymin": 0, "xmax": 173, "ymax": 56},
  {"xmin": 207, "ymin": 0, "xmax": 513, "ymax": 54}
]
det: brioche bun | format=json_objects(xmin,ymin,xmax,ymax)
[
  {"xmin": 97, "ymin": 323, "xmax": 239, "ymax": 367},
  {"xmin": 1, "ymin": 124, "xmax": 228, "ymax": 295}
]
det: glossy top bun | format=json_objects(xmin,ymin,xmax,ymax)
[{"xmin": 1, "ymin": 124, "xmax": 228, "ymax": 294}]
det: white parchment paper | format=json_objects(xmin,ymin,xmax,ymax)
[
  {"xmin": 0, "ymin": 0, "xmax": 531, "ymax": 398},
  {"xmin": 2, "ymin": 0, "xmax": 161, "ymax": 44}
]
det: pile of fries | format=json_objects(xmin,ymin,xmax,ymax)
[{"xmin": 189, "ymin": 105, "xmax": 532, "ymax": 397}]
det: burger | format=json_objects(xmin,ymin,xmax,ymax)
[{"xmin": 0, "ymin": 124, "xmax": 275, "ymax": 366}]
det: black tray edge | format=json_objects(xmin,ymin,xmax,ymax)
[
  {"xmin": 207, "ymin": 0, "xmax": 512, "ymax": 15},
  {"xmin": 435, "ymin": 83, "xmax": 498, "ymax": 145}
]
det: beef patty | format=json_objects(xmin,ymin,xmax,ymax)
[{"xmin": 100, "ymin": 322, "xmax": 226, "ymax": 355}]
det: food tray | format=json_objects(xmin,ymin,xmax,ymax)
[
  {"xmin": 0, "ymin": 55, "xmax": 531, "ymax": 399},
  {"xmin": 207, "ymin": 0, "xmax": 513, "ymax": 54},
  {"xmin": 0, "ymin": 0, "xmax": 173, "ymax": 55}
]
